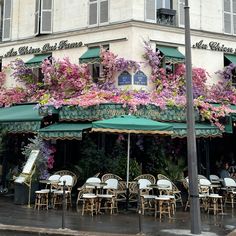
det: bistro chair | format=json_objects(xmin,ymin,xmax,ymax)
[
  {"xmin": 223, "ymin": 177, "xmax": 236, "ymax": 208},
  {"xmin": 34, "ymin": 189, "xmax": 49, "ymax": 210},
  {"xmin": 209, "ymin": 174, "xmax": 221, "ymax": 184},
  {"xmin": 154, "ymin": 195, "xmax": 172, "ymax": 219},
  {"xmin": 45, "ymin": 174, "xmax": 61, "ymax": 191},
  {"xmin": 81, "ymin": 193, "xmax": 98, "ymax": 216},
  {"xmin": 207, "ymin": 194, "xmax": 223, "ymax": 215},
  {"xmin": 101, "ymin": 173, "xmax": 122, "ymax": 182},
  {"xmin": 97, "ymin": 178, "xmax": 119, "ymax": 214},
  {"xmin": 53, "ymin": 175, "xmax": 74, "ymax": 208},
  {"xmin": 80, "ymin": 177, "xmax": 103, "ymax": 215},
  {"xmin": 134, "ymin": 174, "xmax": 156, "ymax": 206},
  {"xmin": 137, "ymin": 178, "xmax": 156, "ymax": 215},
  {"xmin": 77, "ymin": 177, "xmax": 101, "ymax": 208},
  {"xmin": 135, "ymin": 174, "xmax": 156, "ymax": 185},
  {"xmin": 157, "ymin": 174, "xmax": 183, "ymax": 206},
  {"xmin": 54, "ymin": 170, "xmax": 77, "ymax": 186}
]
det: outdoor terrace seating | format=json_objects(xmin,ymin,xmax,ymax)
[{"xmin": 35, "ymin": 171, "xmax": 77, "ymax": 210}]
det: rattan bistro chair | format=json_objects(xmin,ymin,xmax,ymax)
[
  {"xmin": 137, "ymin": 178, "xmax": 156, "ymax": 215},
  {"xmin": 223, "ymin": 177, "xmax": 236, "ymax": 208},
  {"xmin": 97, "ymin": 178, "xmax": 119, "ymax": 214},
  {"xmin": 53, "ymin": 175, "xmax": 74, "ymax": 208},
  {"xmin": 157, "ymin": 174, "xmax": 183, "ymax": 206}
]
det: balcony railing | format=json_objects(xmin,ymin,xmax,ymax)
[{"xmin": 156, "ymin": 8, "xmax": 176, "ymax": 26}]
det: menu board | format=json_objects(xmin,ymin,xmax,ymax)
[{"xmin": 22, "ymin": 150, "xmax": 40, "ymax": 174}]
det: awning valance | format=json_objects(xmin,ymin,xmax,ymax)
[
  {"xmin": 38, "ymin": 123, "xmax": 92, "ymax": 140},
  {"xmin": 79, "ymin": 47, "xmax": 100, "ymax": 64},
  {"xmin": 157, "ymin": 46, "xmax": 185, "ymax": 64},
  {"xmin": 25, "ymin": 54, "xmax": 51, "ymax": 67},
  {"xmin": 225, "ymin": 54, "xmax": 236, "ymax": 64},
  {"xmin": 0, "ymin": 104, "xmax": 43, "ymax": 133},
  {"xmin": 171, "ymin": 123, "xmax": 222, "ymax": 138}
]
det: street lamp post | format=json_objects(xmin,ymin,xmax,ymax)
[{"xmin": 184, "ymin": 0, "xmax": 202, "ymax": 234}]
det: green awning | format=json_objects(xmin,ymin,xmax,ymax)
[
  {"xmin": 92, "ymin": 115, "xmax": 173, "ymax": 134},
  {"xmin": 210, "ymin": 103, "xmax": 236, "ymax": 133},
  {"xmin": 0, "ymin": 104, "xmax": 43, "ymax": 133},
  {"xmin": 157, "ymin": 46, "xmax": 185, "ymax": 64},
  {"xmin": 79, "ymin": 47, "xmax": 100, "ymax": 64},
  {"xmin": 39, "ymin": 123, "xmax": 92, "ymax": 140},
  {"xmin": 171, "ymin": 123, "xmax": 222, "ymax": 138},
  {"xmin": 25, "ymin": 54, "xmax": 51, "ymax": 67},
  {"xmin": 225, "ymin": 54, "xmax": 236, "ymax": 64}
]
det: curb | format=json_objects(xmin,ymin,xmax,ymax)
[{"xmin": 0, "ymin": 224, "xmax": 138, "ymax": 236}]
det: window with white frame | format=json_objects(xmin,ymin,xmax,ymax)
[
  {"xmin": 156, "ymin": 0, "xmax": 172, "ymax": 9},
  {"xmin": 2, "ymin": 0, "xmax": 12, "ymax": 41},
  {"xmin": 224, "ymin": 0, "xmax": 236, "ymax": 34},
  {"xmin": 89, "ymin": 0, "xmax": 109, "ymax": 26},
  {"xmin": 178, "ymin": 0, "xmax": 185, "ymax": 27},
  {"xmin": 35, "ymin": 0, "xmax": 53, "ymax": 35},
  {"xmin": 145, "ymin": 0, "xmax": 175, "ymax": 24},
  {"xmin": 90, "ymin": 45, "xmax": 109, "ymax": 83}
]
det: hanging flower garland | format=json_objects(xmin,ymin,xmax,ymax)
[{"xmin": 1, "ymin": 41, "xmax": 236, "ymax": 129}]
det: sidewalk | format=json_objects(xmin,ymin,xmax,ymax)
[{"xmin": 0, "ymin": 195, "xmax": 235, "ymax": 236}]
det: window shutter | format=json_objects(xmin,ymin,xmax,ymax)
[
  {"xmin": 34, "ymin": 0, "xmax": 40, "ymax": 35},
  {"xmin": 2, "ymin": 0, "xmax": 12, "ymax": 41},
  {"xmin": 40, "ymin": 0, "xmax": 53, "ymax": 34},
  {"xmin": 233, "ymin": 0, "xmax": 236, "ymax": 13},
  {"xmin": 224, "ymin": 0, "xmax": 231, "ymax": 12},
  {"xmin": 100, "ymin": 0, "xmax": 108, "ymax": 24},
  {"xmin": 89, "ymin": 0, "xmax": 98, "ymax": 25},
  {"xmin": 145, "ymin": 0, "xmax": 156, "ymax": 23},
  {"xmin": 179, "ymin": 0, "xmax": 185, "ymax": 26},
  {"xmin": 234, "ymin": 15, "xmax": 236, "ymax": 34},
  {"xmin": 224, "ymin": 13, "xmax": 232, "ymax": 33}
]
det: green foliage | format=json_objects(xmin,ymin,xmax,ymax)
[
  {"xmin": 145, "ymin": 137, "xmax": 187, "ymax": 181},
  {"xmin": 0, "ymin": 133, "xmax": 7, "ymax": 161},
  {"xmin": 107, "ymin": 140, "xmax": 142, "ymax": 180},
  {"xmin": 158, "ymin": 156, "xmax": 187, "ymax": 181},
  {"xmin": 78, "ymin": 136, "xmax": 109, "ymax": 181}
]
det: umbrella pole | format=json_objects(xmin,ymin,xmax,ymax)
[{"xmin": 126, "ymin": 133, "xmax": 130, "ymax": 210}]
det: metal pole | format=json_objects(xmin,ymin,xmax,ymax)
[
  {"xmin": 126, "ymin": 133, "xmax": 130, "ymax": 210},
  {"xmin": 62, "ymin": 180, "xmax": 66, "ymax": 229},
  {"xmin": 127, "ymin": 133, "xmax": 130, "ymax": 188},
  {"xmin": 137, "ymin": 182, "xmax": 143, "ymax": 235},
  {"xmin": 184, "ymin": 0, "xmax": 201, "ymax": 234}
]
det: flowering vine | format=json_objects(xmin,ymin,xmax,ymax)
[
  {"xmin": 100, "ymin": 48, "xmax": 140, "ymax": 90},
  {"xmin": 21, "ymin": 136, "xmax": 56, "ymax": 179},
  {"xmin": 0, "ymin": 41, "xmax": 236, "ymax": 129}
]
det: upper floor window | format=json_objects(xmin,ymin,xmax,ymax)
[
  {"xmin": 156, "ymin": 0, "xmax": 172, "ymax": 9},
  {"xmin": 89, "ymin": 0, "xmax": 109, "ymax": 26},
  {"xmin": 224, "ymin": 0, "xmax": 236, "ymax": 34},
  {"xmin": 2, "ymin": 0, "xmax": 12, "ymax": 41},
  {"xmin": 145, "ymin": 0, "xmax": 176, "ymax": 26},
  {"xmin": 35, "ymin": 0, "xmax": 53, "ymax": 35},
  {"xmin": 178, "ymin": 0, "xmax": 185, "ymax": 27},
  {"xmin": 157, "ymin": 45, "xmax": 185, "ymax": 74}
]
